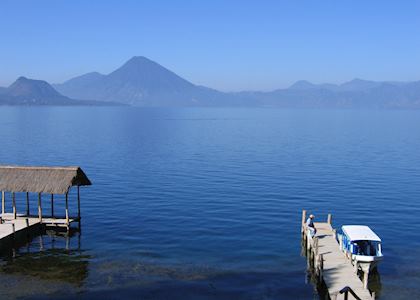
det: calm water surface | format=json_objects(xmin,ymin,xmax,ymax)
[{"xmin": 0, "ymin": 107, "xmax": 419, "ymax": 299}]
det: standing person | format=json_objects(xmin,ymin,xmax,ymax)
[{"xmin": 306, "ymin": 214, "xmax": 316, "ymax": 237}]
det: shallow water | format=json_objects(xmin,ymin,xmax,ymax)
[{"xmin": 0, "ymin": 107, "xmax": 419, "ymax": 299}]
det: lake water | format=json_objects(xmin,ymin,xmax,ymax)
[{"xmin": 0, "ymin": 107, "xmax": 419, "ymax": 299}]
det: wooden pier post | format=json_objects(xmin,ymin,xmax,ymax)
[
  {"xmin": 327, "ymin": 213, "xmax": 332, "ymax": 225},
  {"xmin": 26, "ymin": 192, "xmax": 30, "ymax": 216},
  {"xmin": 363, "ymin": 270, "xmax": 369, "ymax": 289},
  {"xmin": 319, "ymin": 253, "xmax": 324, "ymax": 278},
  {"xmin": 12, "ymin": 192, "xmax": 17, "ymax": 219},
  {"xmin": 301, "ymin": 210, "xmax": 307, "ymax": 233},
  {"xmin": 306, "ymin": 232, "xmax": 311, "ymax": 249},
  {"xmin": 51, "ymin": 194, "xmax": 54, "ymax": 218},
  {"xmin": 1, "ymin": 191, "xmax": 5, "ymax": 215},
  {"xmin": 38, "ymin": 193, "xmax": 42, "ymax": 222}
]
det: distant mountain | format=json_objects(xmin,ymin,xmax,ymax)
[
  {"xmin": 240, "ymin": 80, "xmax": 420, "ymax": 109},
  {"xmin": 338, "ymin": 78, "xmax": 382, "ymax": 91},
  {"xmin": 288, "ymin": 80, "xmax": 319, "ymax": 90},
  {"xmin": 0, "ymin": 77, "xmax": 120, "ymax": 106},
  {"xmin": 54, "ymin": 56, "xmax": 255, "ymax": 107}
]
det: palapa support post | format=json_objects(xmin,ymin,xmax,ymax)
[
  {"xmin": 1, "ymin": 191, "xmax": 5, "ymax": 216},
  {"xmin": 51, "ymin": 194, "xmax": 54, "ymax": 218},
  {"xmin": 327, "ymin": 213, "xmax": 332, "ymax": 225},
  {"xmin": 38, "ymin": 193, "xmax": 42, "ymax": 222},
  {"xmin": 26, "ymin": 192, "xmax": 30, "ymax": 216},
  {"xmin": 77, "ymin": 185, "xmax": 81, "ymax": 220},
  {"xmin": 65, "ymin": 192, "xmax": 69, "ymax": 231},
  {"xmin": 12, "ymin": 192, "xmax": 17, "ymax": 219}
]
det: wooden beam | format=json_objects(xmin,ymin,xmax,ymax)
[
  {"xmin": 77, "ymin": 185, "xmax": 81, "ymax": 219},
  {"xmin": 38, "ymin": 193, "xmax": 42, "ymax": 222},
  {"xmin": 1, "ymin": 191, "xmax": 5, "ymax": 215},
  {"xmin": 12, "ymin": 192, "xmax": 16, "ymax": 219},
  {"xmin": 26, "ymin": 192, "xmax": 30, "ymax": 216},
  {"xmin": 51, "ymin": 194, "xmax": 54, "ymax": 218}
]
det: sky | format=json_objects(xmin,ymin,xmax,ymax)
[{"xmin": 1, "ymin": 0, "xmax": 420, "ymax": 91}]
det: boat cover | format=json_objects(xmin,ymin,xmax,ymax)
[{"xmin": 342, "ymin": 225, "xmax": 381, "ymax": 242}]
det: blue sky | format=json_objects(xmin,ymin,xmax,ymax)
[{"xmin": 1, "ymin": 0, "xmax": 419, "ymax": 91}]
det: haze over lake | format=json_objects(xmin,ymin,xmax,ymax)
[{"xmin": 0, "ymin": 106, "xmax": 419, "ymax": 299}]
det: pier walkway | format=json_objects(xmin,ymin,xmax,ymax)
[
  {"xmin": 302, "ymin": 211, "xmax": 375, "ymax": 300},
  {"xmin": 0, "ymin": 218, "xmax": 39, "ymax": 239},
  {"xmin": 0, "ymin": 213, "xmax": 80, "ymax": 249}
]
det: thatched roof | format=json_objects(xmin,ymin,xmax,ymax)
[{"xmin": 0, "ymin": 166, "xmax": 92, "ymax": 194}]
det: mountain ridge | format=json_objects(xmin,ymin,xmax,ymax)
[
  {"xmin": 53, "ymin": 56, "xmax": 420, "ymax": 108},
  {"xmin": 0, "ymin": 77, "xmax": 122, "ymax": 106},
  {"xmin": 2, "ymin": 56, "xmax": 420, "ymax": 108}
]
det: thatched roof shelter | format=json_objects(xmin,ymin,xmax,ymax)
[{"xmin": 0, "ymin": 166, "xmax": 91, "ymax": 194}]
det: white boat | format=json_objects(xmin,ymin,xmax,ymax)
[{"xmin": 338, "ymin": 225, "xmax": 383, "ymax": 273}]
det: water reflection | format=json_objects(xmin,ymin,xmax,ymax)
[{"xmin": 0, "ymin": 229, "xmax": 89, "ymax": 287}]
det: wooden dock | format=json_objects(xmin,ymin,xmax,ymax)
[
  {"xmin": 0, "ymin": 216, "xmax": 41, "ymax": 250},
  {"xmin": 301, "ymin": 210, "xmax": 376, "ymax": 300},
  {"xmin": 0, "ymin": 214, "xmax": 80, "ymax": 250},
  {"xmin": 0, "ymin": 165, "xmax": 92, "ymax": 252}
]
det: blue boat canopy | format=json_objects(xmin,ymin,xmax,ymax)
[{"xmin": 342, "ymin": 225, "xmax": 381, "ymax": 242}]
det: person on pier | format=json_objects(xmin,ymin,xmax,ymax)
[{"xmin": 306, "ymin": 214, "xmax": 316, "ymax": 237}]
